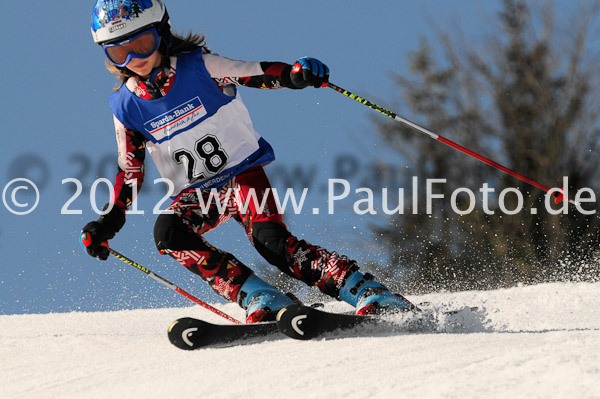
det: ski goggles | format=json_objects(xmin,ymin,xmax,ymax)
[{"xmin": 102, "ymin": 27, "xmax": 160, "ymax": 67}]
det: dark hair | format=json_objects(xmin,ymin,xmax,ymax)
[{"xmin": 106, "ymin": 30, "xmax": 209, "ymax": 89}]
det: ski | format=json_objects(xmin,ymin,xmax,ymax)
[
  {"xmin": 168, "ymin": 305, "xmax": 481, "ymax": 348},
  {"xmin": 276, "ymin": 304, "xmax": 480, "ymax": 340},
  {"xmin": 168, "ymin": 317, "xmax": 278, "ymax": 350},
  {"xmin": 276, "ymin": 304, "xmax": 382, "ymax": 340}
]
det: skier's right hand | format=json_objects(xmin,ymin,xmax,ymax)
[
  {"xmin": 81, "ymin": 222, "xmax": 111, "ymax": 260},
  {"xmin": 81, "ymin": 203, "xmax": 126, "ymax": 260}
]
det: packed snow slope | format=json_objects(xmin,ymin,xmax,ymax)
[{"xmin": 2, "ymin": 281, "xmax": 599, "ymax": 399}]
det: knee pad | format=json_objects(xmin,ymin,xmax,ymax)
[
  {"xmin": 251, "ymin": 221, "xmax": 291, "ymax": 269},
  {"xmin": 154, "ymin": 213, "xmax": 205, "ymax": 251}
]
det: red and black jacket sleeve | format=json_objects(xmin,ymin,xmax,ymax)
[
  {"xmin": 110, "ymin": 115, "xmax": 146, "ymax": 215},
  {"xmin": 202, "ymin": 53, "xmax": 299, "ymax": 89},
  {"xmin": 232, "ymin": 61, "xmax": 297, "ymax": 89}
]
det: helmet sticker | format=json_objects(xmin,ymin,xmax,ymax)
[{"xmin": 92, "ymin": 0, "xmax": 154, "ymax": 33}]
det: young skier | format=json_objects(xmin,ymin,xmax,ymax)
[{"xmin": 82, "ymin": 0, "xmax": 415, "ymax": 323}]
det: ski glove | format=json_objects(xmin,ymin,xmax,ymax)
[
  {"xmin": 81, "ymin": 204, "xmax": 126, "ymax": 261},
  {"xmin": 290, "ymin": 57, "xmax": 329, "ymax": 89}
]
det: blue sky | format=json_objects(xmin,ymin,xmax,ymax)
[{"xmin": 2, "ymin": 0, "xmax": 570, "ymax": 314}]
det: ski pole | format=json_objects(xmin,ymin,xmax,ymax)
[
  {"xmin": 80, "ymin": 233, "xmax": 242, "ymax": 324},
  {"xmin": 326, "ymin": 82, "xmax": 575, "ymax": 205},
  {"xmin": 107, "ymin": 248, "xmax": 242, "ymax": 324}
]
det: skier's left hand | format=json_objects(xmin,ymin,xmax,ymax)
[{"xmin": 290, "ymin": 57, "xmax": 329, "ymax": 89}]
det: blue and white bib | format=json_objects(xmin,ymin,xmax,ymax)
[{"xmin": 109, "ymin": 49, "xmax": 274, "ymax": 195}]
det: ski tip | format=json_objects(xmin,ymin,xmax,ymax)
[
  {"xmin": 168, "ymin": 317, "xmax": 208, "ymax": 350},
  {"xmin": 276, "ymin": 304, "xmax": 315, "ymax": 340}
]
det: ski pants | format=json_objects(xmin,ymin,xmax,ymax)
[{"xmin": 153, "ymin": 166, "xmax": 356, "ymax": 304}]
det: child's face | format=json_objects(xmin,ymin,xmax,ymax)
[{"xmin": 126, "ymin": 50, "xmax": 162, "ymax": 78}]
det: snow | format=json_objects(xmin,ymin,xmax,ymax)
[{"xmin": 2, "ymin": 282, "xmax": 599, "ymax": 399}]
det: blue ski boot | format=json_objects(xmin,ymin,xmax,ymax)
[
  {"xmin": 339, "ymin": 270, "xmax": 415, "ymax": 315},
  {"xmin": 238, "ymin": 274, "xmax": 296, "ymax": 323}
]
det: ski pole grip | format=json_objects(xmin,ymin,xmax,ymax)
[
  {"xmin": 291, "ymin": 62, "xmax": 328, "ymax": 87},
  {"xmin": 292, "ymin": 62, "xmax": 302, "ymax": 74},
  {"xmin": 80, "ymin": 232, "xmax": 108, "ymax": 249},
  {"xmin": 81, "ymin": 232, "xmax": 92, "ymax": 247}
]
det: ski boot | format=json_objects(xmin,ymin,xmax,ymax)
[
  {"xmin": 238, "ymin": 274, "xmax": 297, "ymax": 323},
  {"xmin": 339, "ymin": 270, "xmax": 415, "ymax": 315}
]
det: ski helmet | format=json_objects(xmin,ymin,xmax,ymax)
[{"xmin": 91, "ymin": 0, "xmax": 169, "ymax": 45}]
